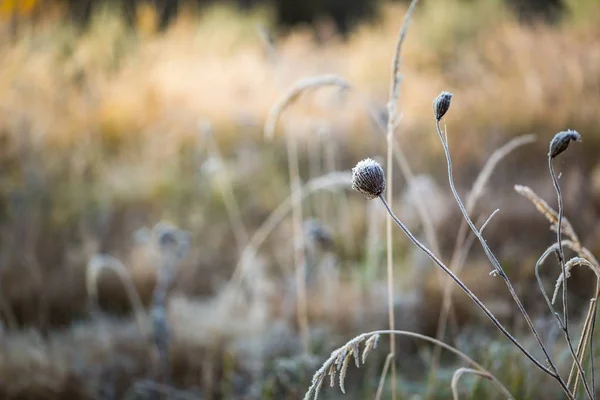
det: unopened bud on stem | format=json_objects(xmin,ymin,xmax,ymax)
[
  {"xmin": 351, "ymin": 158, "xmax": 386, "ymax": 199},
  {"xmin": 433, "ymin": 91, "xmax": 453, "ymax": 121},
  {"xmin": 549, "ymin": 130, "xmax": 581, "ymax": 159}
]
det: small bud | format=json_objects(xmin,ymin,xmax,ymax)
[
  {"xmin": 433, "ymin": 91, "xmax": 453, "ymax": 121},
  {"xmin": 352, "ymin": 158, "xmax": 385, "ymax": 199},
  {"xmin": 549, "ymin": 130, "xmax": 582, "ymax": 159}
]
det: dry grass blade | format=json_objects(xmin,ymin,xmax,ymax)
[
  {"xmin": 303, "ymin": 330, "xmax": 512, "ymax": 400},
  {"xmin": 514, "ymin": 184, "xmax": 580, "ymax": 244},
  {"xmin": 86, "ymin": 254, "xmax": 148, "ymax": 337},
  {"xmin": 264, "ymin": 74, "xmax": 352, "ymax": 140},
  {"xmin": 230, "ymin": 171, "xmax": 352, "ymax": 287},
  {"xmin": 552, "ymin": 257, "xmax": 598, "ymax": 305},
  {"xmin": 451, "ymin": 368, "xmax": 494, "ymax": 400}
]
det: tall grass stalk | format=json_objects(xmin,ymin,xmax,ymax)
[{"xmin": 384, "ymin": 1, "xmax": 419, "ymax": 396}]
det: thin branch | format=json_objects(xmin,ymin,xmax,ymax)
[
  {"xmin": 434, "ymin": 120, "xmax": 569, "ymax": 393},
  {"xmin": 430, "ymin": 134, "xmax": 536, "ymax": 395},
  {"xmin": 549, "ymin": 158, "xmax": 593, "ymax": 400},
  {"xmin": 376, "ymin": 195, "xmax": 565, "ymax": 388}
]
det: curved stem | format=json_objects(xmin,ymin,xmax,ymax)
[
  {"xmin": 549, "ymin": 159, "xmax": 594, "ymax": 400},
  {"xmin": 434, "ymin": 121, "xmax": 567, "ymax": 389},
  {"xmin": 376, "ymin": 194, "xmax": 574, "ymax": 398}
]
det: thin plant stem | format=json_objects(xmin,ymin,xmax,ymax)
[
  {"xmin": 549, "ymin": 159, "xmax": 593, "ymax": 400},
  {"xmin": 434, "ymin": 120, "xmax": 566, "ymax": 387},
  {"xmin": 589, "ymin": 301, "xmax": 597, "ymax": 400},
  {"xmin": 550, "ymin": 159, "xmax": 569, "ymax": 329},
  {"xmin": 385, "ymin": 113, "xmax": 397, "ymax": 400},
  {"xmin": 377, "ymin": 193, "xmax": 574, "ymax": 399},
  {"xmin": 287, "ymin": 134, "xmax": 310, "ymax": 353},
  {"xmin": 432, "ymin": 134, "xmax": 536, "ymax": 374},
  {"xmin": 374, "ymin": 353, "xmax": 395, "ymax": 400},
  {"xmin": 206, "ymin": 133, "xmax": 249, "ymax": 253},
  {"xmin": 384, "ymin": 2, "xmax": 420, "ymax": 396}
]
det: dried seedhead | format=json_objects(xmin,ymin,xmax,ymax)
[
  {"xmin": 433, "ymin": 91, "xmax": 453, "ymax": 121},
  {"xmin": 549, "ymin": 130, "xmax": 582, "ymax": 159},
  {"xmin": 304, "ymin": 333, "xmax": 380, "ymax": 400},
  {"xmin": 351, "ymin": 158, "xmax": 386, "ymax": 200}
]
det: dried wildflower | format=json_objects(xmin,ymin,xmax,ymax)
[
  {"xmin": 548, "ymin": 130, "xmax": 581, "ymax": 159},
  {"xmin": 351, "ymin": 158, "xmax": 385, "ymax": 199},
  {"xmin": 433, "ymin": 91, "xmax": 453, "ymax": 121}
]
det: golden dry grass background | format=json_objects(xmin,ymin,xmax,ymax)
[{"xmin": 1, "ymin": 0, "xmax": 600, "ymax": 399}]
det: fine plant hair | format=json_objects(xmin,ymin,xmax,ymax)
[{"xmin": 304, "ymin": 90, "xmax": 596, "ymax": 399}]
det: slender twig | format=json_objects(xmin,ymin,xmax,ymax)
[
  {"xmin": 376, "ymin": 194, "xmax": 571, "ymax": 396},
  {"xmin": 549, "ymin": 158, "xmax": 594, "ymax": 400},
  {"xmin": 437, "ymin": 135, "xmax": 537, "ymax": 341},
  {"xmin": 434, "ymin": 120, "xmax": 569, "ymax": 392}
]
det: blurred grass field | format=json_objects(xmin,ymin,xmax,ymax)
[{"xmin": 1, "ymin": 0, "xmax": 600, "ymax": 399}]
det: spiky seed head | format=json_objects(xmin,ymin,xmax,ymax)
[
  {"xmin": 433, "ymin": 91, "xmax": 453, "ymax": 121},
  {"xmin": 351, "ymin": 158, "xmax": 385, "ymax": 199},
  {"xmin": 549, "ymin": 130, "xmax": 582, "ymax": 159}
]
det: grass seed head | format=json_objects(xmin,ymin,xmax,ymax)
[
  {"xmin": 351, "ymin": 158, "xmax": 386, "ymax": 199},
  {"xmin": 549, "ymin": 129, "xmax": 582, "ymax": 159},
  {"xmin": 433, "ymin": 91, "xmax": 453, "ymax": 121}
]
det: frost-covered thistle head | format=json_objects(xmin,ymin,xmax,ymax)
[
  {"xmin": 351, "ymin": 158, "xmax": 385, "ymax": 199},
  {"xmin": 548, "ymin": 130, "xmax": 582, "ymax": 159},
  {"xmin": 433, "ymin": 91, "xmax": 453, "ymax": 121}
]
